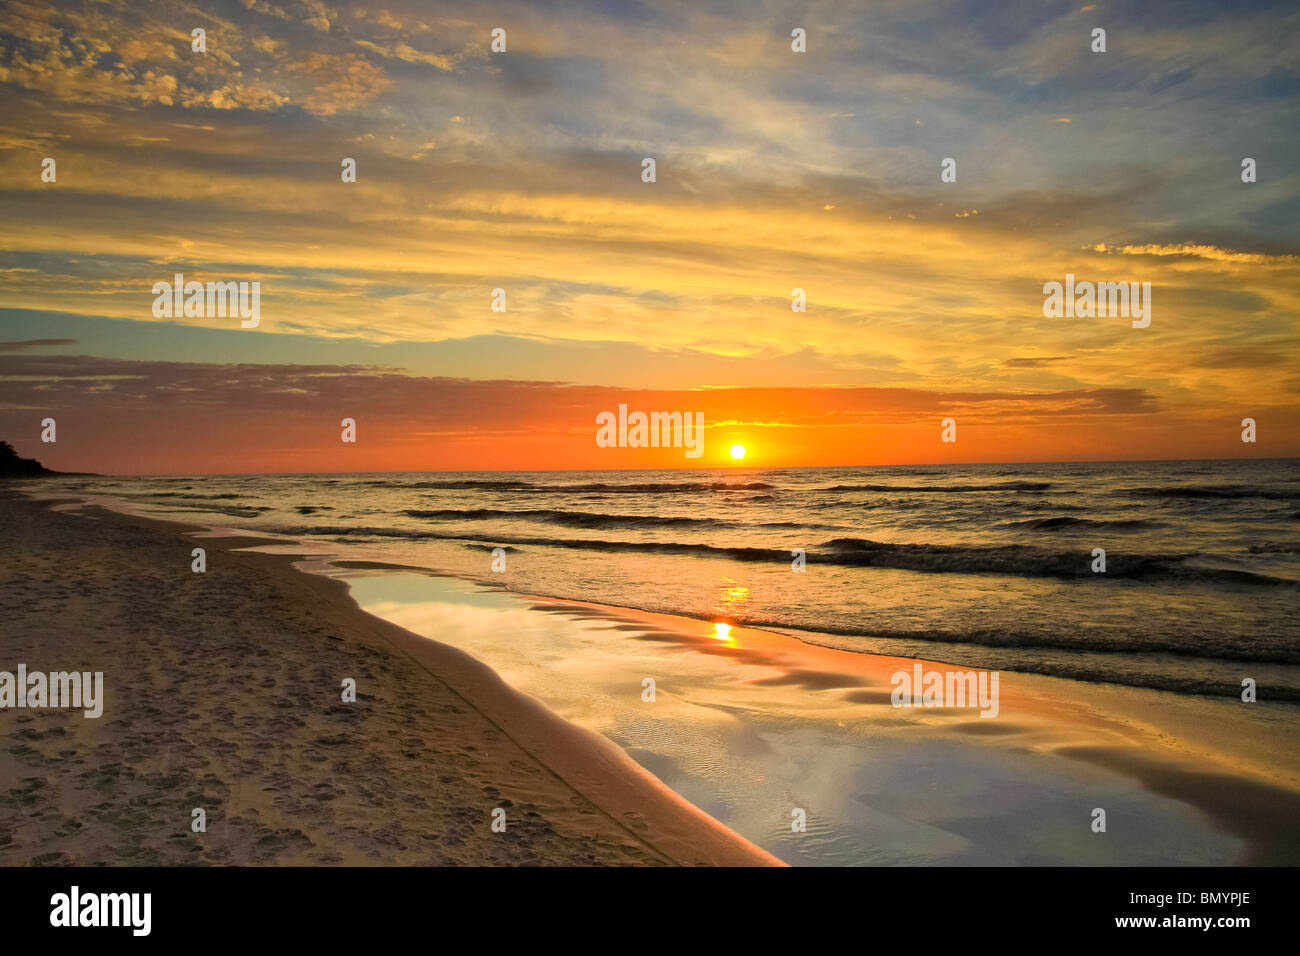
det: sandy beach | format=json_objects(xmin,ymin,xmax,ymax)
[
  {"xmin": 4, "ymin": 489, "xmax": 1299, "ymax": 866},
  {"xmin": 0, "ymin": 492, "xmax": 778, "ymax": 866}
]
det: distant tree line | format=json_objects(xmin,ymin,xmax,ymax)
[{"xmin": 0, "ymin": 441, "xmax": 54, "ymax": 477}]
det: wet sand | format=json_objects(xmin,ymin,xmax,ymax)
[
  {"xmin": 333, "ymin": 571, "xmax": 1300, "ymax": 865},
  {"xmin": 0, "ymin": 493, "xmax": 777, "ymax": 866}
]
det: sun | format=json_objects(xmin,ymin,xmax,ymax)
[{"xmin": 729, "ymin": 444, "xmax": 747, "ymax": 460}]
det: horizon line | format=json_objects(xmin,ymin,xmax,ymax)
[{"xmin": 24, "ymin": 453, "xmax": 1297, "ymax": 479}]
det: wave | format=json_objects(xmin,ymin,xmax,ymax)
[
  {"xmin": 123, "ymin": 491, "xmax": 245, "ymax": 500},
  {"xmin": 1249, "ymin": 542, "xmax": 1300, "ymax": 554},
  {"xmin": 373, "ymin": 478, "xmax": 533, "ymax": 490},
  {"xmin": 366, "ymin": 479, "xmax": 775, "ymax": 493},
  {"xmin": 996, "ymin": 516, "xmax": 1162, "ymax": 532},
  {"xmin": 401, "ymin": 507, "xmax": 832, "ymax": 532},
  {"xmin": 511, "ymin": 480, "xmax": 776, "ymax": 493},
  {"xmin": 166, "ymin": 503, "xmax": 271, "ymax": 518},
  {"xmin": 271, "ymin": 525, "xmax": 1296, "ymax": 586},
  {"xmin": 820, "ymin": 481, "xmax": 1052, "ymax": 493},
  {"xmin": 1123, "ymin": 484, "xmax": 1297, "ymax": 500},
  {"xmin": 403, "ymin": 508, "xmax": 737, "ymax": 530},
  {"xmin": 817, "ymin": 537, "xmax": 1291, "ymax": 584}
]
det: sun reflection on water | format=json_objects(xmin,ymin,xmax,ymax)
[{"xmin": 719, "ymin": 577, "xmax": 750, "ymax": 609}]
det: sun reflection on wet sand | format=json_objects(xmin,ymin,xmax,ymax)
[{"xmin": 332, "ymin": 569, "xmax": 1294, "ymax": 865}]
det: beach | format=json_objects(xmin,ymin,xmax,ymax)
[
  {"xmin": 3, "ymin": 487, "xmax": 1298, "ymax": 866},
  {"xmin": 0, "ymin": 492, "xmax": 777, "ymax": 866}
]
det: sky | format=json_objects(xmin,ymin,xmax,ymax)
[{"xmin": 1, "ymin": 0, "xmax": 1297, "ymax": 473}]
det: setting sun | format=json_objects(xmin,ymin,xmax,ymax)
[{"xmin": 729, "ymin": 444, "xmax": 747, "ymax": 460}]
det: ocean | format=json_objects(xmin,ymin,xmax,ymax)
[{"xmin": 43, "ymin": 458, "xmax": 1300, "ymax": 702}]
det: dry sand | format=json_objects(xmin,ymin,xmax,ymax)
[{"xmin": 0, "ymin": 493, "xmax": 778, "ymax": 866}]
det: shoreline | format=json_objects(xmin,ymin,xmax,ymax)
[
  {"xmin": 29, "ymin": 472, "xmax": 1300, "ymax": 708},
  {"xmin": 0, "ymin": 492, "xmax": 779, "ymax": 866},
  {"xmin": 6, "ymin": 488, "xmax": 1300, "ymax": 865}
]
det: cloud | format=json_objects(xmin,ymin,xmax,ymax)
[
  {"xmin": 0, "ymin": 1, "xmax": 394, "ymax": 115},
  {"xmin": 0, "ymin": 352, "xmax": 1157, "ymax": 424},
  {"xmin": 0, "ymin": 338, "xmax": 76, "ymax": 352},
  {"xmin": 1002, "ymin": 357, "xmax": 1069, "ymax": 369},
  {"xmin": 353, "ymin": 39, "xmax": 459, "ymax": 70},
  {"xmin": 285, "ymin": 52, "xmax": 391, "ymax": 115},
  {"xmin": 200, "ymin": 82, "xmax": 290, "ymax": 111},
  {"xmin": 1091, "ymin": 243, "xmax": 1300, "ymax": 267}
]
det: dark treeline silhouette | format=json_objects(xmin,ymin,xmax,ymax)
[{"xmin": 0, "ymin": 441, "xmax": 55, "ymax": 477}]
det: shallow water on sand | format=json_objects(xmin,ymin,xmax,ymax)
[{"xmin": 337, "ymin": 570, "xmax": 1243, "ymax": 866}]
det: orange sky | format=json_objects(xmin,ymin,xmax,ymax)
[{"xmin": 5, "ymin": 367, "xmax": 1291, "ymax": 474}]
